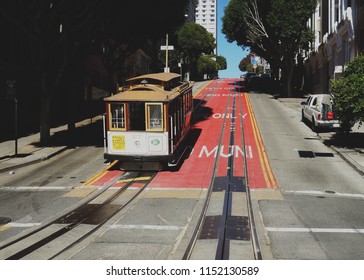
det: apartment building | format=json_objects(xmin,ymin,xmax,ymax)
[
  {"xmin": 195, "ymin": 0, "xmax": 217, "ymax": 53},
  {"xmin": 185, "ymin": 0, "xmax": 199, "ymax": 22},
  {"xmin": 304, "ymin": 0, "xmax": 364, "ymax": 94}
]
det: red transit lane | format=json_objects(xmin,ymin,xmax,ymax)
[
  {"xmin": 86, "ymin": 78, "xmax": 277, "ymax": 190},
  {"xmin": 150, "ymin": 78, "xmax": 277, "ymax": 189}
]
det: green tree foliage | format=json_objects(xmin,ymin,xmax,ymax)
[
  {"xmin": 176, "ymin": 23, "xmax": 215, "ymax": 79},
  {"xmin": 331, "ymin": 56, "xmax": 364, "ymax": 131},
  {"xmin": 216, "ymin": 55, "xmax": 227, "ymax": 71},
  {"xmin": 222, "ymin": 0, "xmax": 317, "ymax": 97},
  {"xmin": 197, "ymin": 55, "xmax": 226, "ymax": 79},
  {"xmin": 197, "ymin": 56, "xmax": 219, "ymax": 78}
]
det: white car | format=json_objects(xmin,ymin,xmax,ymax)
[{"xmin": 301, "ymin": 94, "xmax": 341, "ymax": 132}]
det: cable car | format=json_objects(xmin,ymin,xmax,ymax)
[{"xmin": 103, "ymin": 72, "xmax": 193, "ymax": 170}]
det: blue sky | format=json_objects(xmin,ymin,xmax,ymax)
[{"xmin": 217, "ymin": 0, "xmax": 249, "ymax": 78}]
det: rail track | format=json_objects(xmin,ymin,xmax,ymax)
[
  {"xmin": 183, "ymin": 81, "xmax": 261, "ymax": 260},
  {"xmin": 0, "ymin": 170, "xmax": 156, "ymax": 260}
]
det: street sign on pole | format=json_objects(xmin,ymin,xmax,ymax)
[
  {"xmin": 160, "ymin": 46, "xmax": 174, "ymax": 51},
  {"xmin": 6, "ymin": 80, "xmax": 17, "ymax": 100}
]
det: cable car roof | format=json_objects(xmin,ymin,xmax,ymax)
[
  {"xmin": 104, "ymin": 84, "xmax": 188, "ymax": 102},
  {"xmin": 126, "ymin": 72, "xmax": 181, "ymax": 83},
  {"xmin": 104, "ymin": 72, "xmax": 190, "ymax": 102}
]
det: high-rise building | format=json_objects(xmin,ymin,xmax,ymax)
[
  {"xmin": 185, "ymin": 0, "xmax": 199, "ymax": 22},
  {"xmin": 195, "ymin": 0, "xmax": 217, "ymax": 53}
]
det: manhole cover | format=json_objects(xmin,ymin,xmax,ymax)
[{"xmin": 0, "ymin": 217, "xmax": 12, "ymax": 225}]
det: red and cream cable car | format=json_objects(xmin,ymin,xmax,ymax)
[{"xmin": 103, "ymin": 72, "xmax": 193, "ymax": 170}]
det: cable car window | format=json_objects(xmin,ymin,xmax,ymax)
[
  {"xmin": 146, "ymin": 103, "xmax": 163, "ymax": 131},
  {"xmin": 129, "ymin": 102, "xmax": 145, "ymax": 131},
  {"xmin": 109, "ymin": 103, "xmax": 126, "ymax": 130}
]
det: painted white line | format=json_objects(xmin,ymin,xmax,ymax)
[
  {"xmin": 248, "ymin": 145, "xmax": 253, "ymax": 159},
  {"xmin": 6, "ymin": 222, "xmax": 42, "ymax": 228},
  {"xmin": 0, "ymin": 186, "xmax": 73, "ymax": 191},
  {"xmin": 266, "ymin": 227, "xmax": 364, "ymax": 233},
  {"xmin": 110, "ymin": 224, "xmax": 183, "ymax": 231},
  {"xmin": 145, "ymin": 188, "xmax": 205, "ymax": 191},
  {"xmin": 283, "ymin": 190, "xmax": 364, "ymax": 199}
]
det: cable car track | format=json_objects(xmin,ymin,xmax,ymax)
[
  {"xmin": 0, "ymin": 171, "xmax": 156, "ymax": 260},
  {"xmin": 183, "ymin": 82, "xmax": 261, "ymax": 260}
]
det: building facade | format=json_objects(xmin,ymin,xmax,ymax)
[
  {"xmin": 185, "ymin": 0, "xmax": 199, "ymax": 22},
  {"xmin": 195, "ymin": 0, "xmax": 217, "ymax": 53},
  {"xmin": 304, "ymin": 0, "xmax": 364, "ymax": 94}
]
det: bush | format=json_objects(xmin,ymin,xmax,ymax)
[{"xmin": 331, "ymin": 56, "xmax": 364, "ymax": 131}]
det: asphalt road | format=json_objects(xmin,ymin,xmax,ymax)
[
  {"xmin": 1, "ymin": 85, "xmax": 364, "ymax": 260},
  {"xmin": 249, "ymin": 92, "xmax": 364, "ymax": 259}
]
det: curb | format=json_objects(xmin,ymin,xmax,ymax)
[
  {"xmin": 329, "ymin": 145, "xmax": 364, "ymax": 177},
  {"xmin": 0, "ymin": 146, "xmax": 68, "ymax": 173}
]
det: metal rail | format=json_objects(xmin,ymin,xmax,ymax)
[
  {"xmin": 0, "ymin": 171, "xmax": 156, "ymax": 260},
  {"xmin": 183, "ymin": 84, "xmax": 232, "ymax": 260},
  {"xmin": 183, "ymin": 80, "xmax": 262, "ymax": 260}
]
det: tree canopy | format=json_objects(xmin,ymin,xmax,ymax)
[
  {"xmin": 197, "ymin": 54, "xmax": 226, "ymax": 79},
  {"xmin": 0, "ymin": 0, "xmax": 189, "ymax": 144},
  {"xmin": 331, "ymin": 56, "xmax": 364, "ymax": 131},
  {"xmin": 176, "ymin": 22, "xmax": 215, "ymax": 79},
  {"xmin": 222, "ymin": 0, "xmax": 317, "ymax": 96}
]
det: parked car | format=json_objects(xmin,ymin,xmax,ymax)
[
  {"xmin": 300, "ymin": 94, "xmax": 340, "ymax": 132},
  {"xmin": 247, "ymin": 76, "xmax": 278, "ymax": 94},
  {"xmin": 243, "ymin": 72, "xmax": 256, "ymax": 84}
]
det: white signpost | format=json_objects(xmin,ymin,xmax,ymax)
[{"xmin": 160, "ymin": 34, "xmax": 174, "ymax": 73}]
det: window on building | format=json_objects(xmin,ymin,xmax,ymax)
[{"xmin": 335, "ymin": 0, "xmax": 339, "ymax": 22}]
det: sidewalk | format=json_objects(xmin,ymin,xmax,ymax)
[
  {"xmin": 0, "ymin": 115, "xmax": 103, "ymax": 174},
  {"xmin": 1, "ymin": 89, "xmax": 363, "ymax": 177}
]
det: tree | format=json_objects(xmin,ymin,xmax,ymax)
[
  {"xmin": 197, "ymin": 54, "xmax": 226, "ymax": 79},
  {"xmin": 1, "ymin": 1, "xmax": 110, "ymax": 144},
  {"xmin": 222, "ymin": 0, "xmax": 317, "ymax": 97},
  {"xmin": 331, "ymin": 56, "xmax": 364, "ymax": 132},
  {"xmin": 1, "ymin": 0, "xmax": 189, "ymax": 144},
  {"xmin": 216, "ymin": 55, "xmax": 227, "ymax": 71},
  {"xmin": 176, "ymin": 23, "xmax": 215, "ymax": 80}
]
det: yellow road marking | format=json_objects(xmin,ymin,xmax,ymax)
[
  {"xmin": 245, "ymin": 93, "xmax": 277, "ymax": 188},
  {"xmin": 82, "ymin": 160, "xmax": 118, "ymax": 186},
  {"xmin": 0, "ymin": 225, "xmax": 11, "ymax": 231},
  {"xmin": 117, "ymin": 176, "xmax": 151, "ymax": 183},
  {"xmin": 193, "ymin": 81, "xmax": 213, "ymax": 97}
]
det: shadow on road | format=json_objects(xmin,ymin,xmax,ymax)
[{"xmin": 323, "ymin": 132, "xmax": 364, "ymax": 150}]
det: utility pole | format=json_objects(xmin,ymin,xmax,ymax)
[{"xmin": 6, "ymin": 80, "xmax": 18, "ymax": 157}]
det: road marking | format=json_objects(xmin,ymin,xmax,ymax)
[
  {"xmin": 193, "ymin": 81, "xmax": 213, "ymax": 97},
  {"xmin": 0, "ymin": 186, "xmax": 73, "ymax": 191},
  {"xmin": 110, "ymin": 224, "xmax": 183, "ymax": 231},
  {"xmin": 248, "ymin": 145, "xmax": 253, "ymax": 159},
  {"xmin": 7, "ymin": 222, "xmax": 42, "ymax": 227},
  {"xmin": 0, "ymin": 222, "xmax": 42, "ymax": 231},
  {"xmin": 266, "ymin": 227, "xmax": 364, "ymax": 233},
  {"xmin": 245, "ymin": 93, "xmax": 277, "ymax": 188},
  {"xmin": 283, "ymin": 190, "xmax": 364, "ymax": 199},
  {"xmin": 82, "ymin": 160, "xmax": 118, "ymax": 186},
  {"xmin": 117, "ymin": 176, "xmax": 151, "ymax": 183}
]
